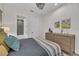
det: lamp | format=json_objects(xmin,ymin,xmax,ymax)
[{"xmin": 1, "ymin": 26, "xmax": 10, "ymax": 34}]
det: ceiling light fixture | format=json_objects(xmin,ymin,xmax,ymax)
[{"xmin": 36, "ymin": 3, "xmax": 45, "ymax": 10}]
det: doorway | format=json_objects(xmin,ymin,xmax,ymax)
[{"xmin": 17, "ymin": 19, "xmax": 24, "ymax": 35}]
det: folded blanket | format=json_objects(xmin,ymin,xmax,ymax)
[{"xmin": 0, "ymin": 44, "xmax": 8, "ymax": 56}]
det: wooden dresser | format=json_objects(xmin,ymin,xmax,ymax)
[{"xmin": 45, "ymin": 32, "xmax": 75, "ymax": 55}]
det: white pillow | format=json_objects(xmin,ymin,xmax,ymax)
[{"xmin": 7, "ymin": 33, "xmax": 17, "ymax": 37}]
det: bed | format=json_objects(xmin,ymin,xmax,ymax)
[
  {"xmin": 0, "ymin": 29, "xmax": 62, "ymax": 56},
  {"xmin": 8, "ymin": 38, "xmax": 62, "ymax": 56}
]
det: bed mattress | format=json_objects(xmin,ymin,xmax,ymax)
[{"xmin": 8, "ymin": 38, "xmax": 49, "ymax": 56}]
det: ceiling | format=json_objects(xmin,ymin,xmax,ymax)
[{"xmin": 3, "ymin": 3, "xmax": 65, "ymax": 16}]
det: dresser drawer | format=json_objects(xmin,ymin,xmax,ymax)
[
  {"xmin": 55, "ymin": 37, "xmax": 70, "ymax": 45},
  {"xmin": 55, "ymin": 35, "xmax": 70, "ymax": 41},
  {"xmin": 60, "ymin": 43, "xmax": 71, "ymax": 53},
  {"xmin": 46, "ymin": 33, "xmax": 52, "ymax": 40}
]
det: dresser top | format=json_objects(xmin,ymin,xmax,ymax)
[{"xmin": 46, "ymin": 32, "xmax": 75, "ymax": 37}]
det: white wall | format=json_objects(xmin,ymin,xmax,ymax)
[
  {"xmin": 0, "ymin": 4, "xmax": 3, "ymax": 10},
  {"xmin": 43, "ymin": 4, "xmax": 79, "ymax": 54},
  {"xmin": 1, "ymin": 4, "xmax": 43, "ymax": 39},
  {"xmin": 27, "ymin": 15, "xmax": 43, "ymax": 38}
]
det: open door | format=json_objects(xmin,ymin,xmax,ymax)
[{"xmin": 17, "ymin": 19, "xmax": 24, "ymax": 35}]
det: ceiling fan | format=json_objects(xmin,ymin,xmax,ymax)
[{"xmin": 36, "ymin": 3, "xmax": 45, "ymax": 10}]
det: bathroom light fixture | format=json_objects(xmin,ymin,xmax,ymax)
[{"xmin": 36, "ymin": 3, "xmax": 45, "ymax": 10}]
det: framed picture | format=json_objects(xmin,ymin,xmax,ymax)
[
  {"xmin": 61, "ymin": 18, "xmax": 71, "ymax": 29},
  {"xmin": 54, "ymin": 21, "xmax": 60, "ymax": 28}
]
